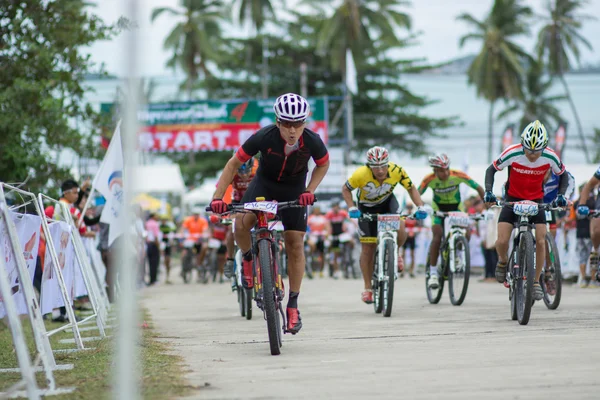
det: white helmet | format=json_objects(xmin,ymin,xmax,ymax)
[
  {"xmin": 428, "ymin": 153, "xmax": 450, "ymax": 169},
  {"xmin": 520, "ymin": 120, "xmax": 548, "ymax": 151},
  {"xmin": 273, "ymin": 93, "xmax": 310, "ymax": 122},
  {"xmin": 366, "ymin": 146, "xmax": 389, "ymax": 166}
]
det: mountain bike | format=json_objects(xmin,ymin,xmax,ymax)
[
  {"xmin": 540, "ymin": 208, "xmax": 564, "ymax": 310},
  {"xmin": 497, "ymin": 201, "xmax": 558, "ymax": 325},
  {"xmin": 207, "ymin": 198, "xmax": 304, "ymax": 355},
  {"xmin": 584, "ymin": 210, "xmax": 600, "ymax": 282},
  {"xmin": 331, "ymin": 232, "xmax": 357, "ymax": 279},
  {"xmin": 357, "ymin": 213, "xmax": 407, "ymax": 317},
  {"xmin": 233, "ymin": 249, "xmax": 252, "ymax": 319},
  {"xmin": 426, "ymin": 212, "xmax": 483, "ymax": 306}
]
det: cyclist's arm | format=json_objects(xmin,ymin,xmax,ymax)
[
  {"xmin": 306, "ymin": 160, "xmax": 329, "ymax": 194},
  {"xmin": 407, "ymin": 185, "xmax": 425, "ymax": 207},
  {"xmin": 579, "ymin": 173, "xmax": 600, "ymax": 204},
  {"xmin": 213, "ymin": 156, "xmax": 243, "ymax": 199},
  {"xmin": 484, "ymin": 164, "xmax": 497, "ymax": 193},
  {"xmin": 557, "ymin": 169, "xmax": 570, "ymax": 196},
  {"xmin": 418, "ymin": 174, "xmax": 434, "ymax": 195},
  {"xmin": 306, "ymin": 138, "xmax": 330, "ymax": 194},
  {"xmin": 342, "ymin": 184, "xmax": 354, "ymax": 209}
]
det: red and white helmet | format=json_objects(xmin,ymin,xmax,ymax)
[
  {"xmin": 273, "ymin": 93, "xmax": 310, "ymax": 122},
  {"xmin": 366, "ymin": 146, "xmax": 389, "ymax": 166},
  {"xmin": 428, "ymin": 153, "xmax": 450, "ymax": 169}
]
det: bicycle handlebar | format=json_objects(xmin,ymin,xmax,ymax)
[
  {"xmin": 491, "ymin": 201, "xmax": 564, "ymax": 212},
  {"xmin": 432, "ymin": 211, "xmax": 486, "ymax": 221},
  {"xmin": 358, "ymin": 213, "xmax": 414, "ymax": 221},
  {"xmin": 205, "ymin": 199, "xmax": 313, "ymax": 215}
]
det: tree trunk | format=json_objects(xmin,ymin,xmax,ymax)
[
  {"xmin": 559, "ymin": 73, "xmax": 590, "ymax": 163},
  {"xmin": 488, "ymin": 100, "xmax": 495, "ymax": 163}
]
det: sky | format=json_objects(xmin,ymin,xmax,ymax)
[{"xmin": 87, "ymin": 0, "xmax": 600, "ymax": 78}]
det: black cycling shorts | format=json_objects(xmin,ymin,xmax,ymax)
[
  {"xmin": 498, "ymin": 196, "xmax": 546, "ymax": 225},
  {"xmin": 403, "ymin": 236, "xmax": 416, "ymax": 250},
  {"xmin": 163, "ymin": 245, "xmax": 172, "ymax": 257},
  {"xmin": 193, "ymin": 243, "xmax": 202, "ymax": 254},
  {"xmin": 217, "ymin": 244, "xmax": 227, "ymax": 255},
  {"xmin": 240, "ymin": 174, "xmax": 307, "ymax": 232},
  {"xmin": 357, "ymin": 194, "xmax": 400, "ymax": 243}
]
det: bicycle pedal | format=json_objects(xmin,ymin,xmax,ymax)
[{"xmin": 503, "ymin": 281, "xmax": 510, "ymax": 289}]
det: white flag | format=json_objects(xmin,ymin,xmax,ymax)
[
  {"xmin": 345, "ymin": 48, "xmax": 358, "ymax": 95},
  {"xmin": 93, "ymin": 121, "xmax": 125, "ymax": 246}
]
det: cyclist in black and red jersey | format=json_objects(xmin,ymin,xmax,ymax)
[
  {"xmin": 223, "ymin": 157, "xmax": 256, "ymax": 276},
  {"xmin": 210, "ymin": 93, "xmax": 330, "ymax": 334}
]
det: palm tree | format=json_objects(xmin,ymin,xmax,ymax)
[
  {"xmin": 457, "ymin": 0, "xmax": 533, "ymax": 162},
  {"xmin": 305, "ymin": 0, "xmax": 412, "ymax": 79},
  {"xmin": 231, "ymin": 0, "xmax": 278, "ymax": 98},
  {"xmin": 537, "ymin": 0, "xmax": 595, "ymax": 162},
  {"xmin": 497, "ymin": 61, "xmax": 567, "ymax": 134},
  {"xmin": 233, "ymin": 0, "xmax": 275, "ymax": 33},
  {"xmin": 151, "ymin": 0, "xmax": 224, "ymax": 99}
]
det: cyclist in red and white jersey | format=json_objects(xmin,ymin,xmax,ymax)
[
  {"xmin": 484, "ymin": 120, "xmax": 570, "ymax": 301},
  {"xmin": 325, "ymin": 201, "xmax": 351, "ymax": 278}
]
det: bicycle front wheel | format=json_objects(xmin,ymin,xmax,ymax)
[
  {"xmin": 516, "ymin": 232, "xmax": 535, "ymax": 325},
  {"xmin": 448, "ymin": 235, "xmax": 471, "ymax": 306},
  {"xmin": 258, "ymin": 239, "xmax": 281, "ymax": 355},
  {"xmin": 383, "ymin": 240, "xmax": 395, "ymax": 317},
  {"xmin": 541, "ymin": 232, "xmax": 562, "ymax": 310},
  {"xmin": 425, "ymin": 255, "xmax": 444, "ymax": 304}
]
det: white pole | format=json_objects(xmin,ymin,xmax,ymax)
[
  {"xmin": 114, "ymin": 0, "xmax": 140, "ymax": 399},
  {"xmin": 0, "ymin": 200, "xmax": 41, "ymax": 400}
]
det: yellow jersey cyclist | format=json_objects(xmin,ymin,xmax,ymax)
[
  {"xmin": 342, "ymin": 146, "xmax": 427, "ymax": 304},
  {"xmin": 484, "ymin": 120, "xmax": 569, "ymax": 301},
  {"xmin": 418, "ymin": 154, "xmax": 485, "ymax": 290}
]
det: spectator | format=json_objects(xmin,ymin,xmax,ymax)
[
  {"xmin": 475, "ymin": 199, "xmax": 498, "ymax": 282},
  {"xmin": 145, "ymin": 212, "xmax": 161, "ymax": 286},
  {"xmin": 574, "ymin": 184, "xmax": 597, "ymax": 288}
]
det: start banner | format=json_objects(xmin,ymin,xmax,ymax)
[{"xmin": 101, "ymin": 97, "xmax": 329, "ymax": 152}]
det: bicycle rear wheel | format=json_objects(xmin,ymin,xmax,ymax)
[
  {"xmin": 541, "ymin": 232, "xmax": 562, "ymax": 310},
  {"xmin": 425, "ymin": 255, "xmax": 444, "ymax": 304},
  {"xmin": 516, "ymin": 232, "xmax": 535, "ymax": 325},
  {"xmin": 258, "ymin": 239, "xmax": 281, "ymax": 355},
  {"xmin": 383, "ymin": 240, "xmax": 395, "ymax": 317},
  {"xmin": 245, "ymin": 288, "xmax": 252, "ymax": 320},
  {"xmin": 304, "ymin": 247, "xmax": 314, "ymax": 279},
  {"xmin": 373, "ymin": 250, "xmax": 384, "ymax": 313},
  {"xmin": 238, "ymin": 287, "xmax": 245, "ymax": 317},
  {"xmin": 448, "ymin": 235, "xmax": 471, "ymax": 306}
]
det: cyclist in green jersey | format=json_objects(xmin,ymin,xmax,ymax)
[{"xmin": 418, "ymin": 154, "xmax": 485, "ymax": 290}]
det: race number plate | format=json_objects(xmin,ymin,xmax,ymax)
[
  {"xmin": 513, "ymin": 201, "xmax": 539, "ymax": 216},
  {"xmin": 377, "ymin": 214, "xmax": 401, "ymax": 232},
  {"xmin": 208, "ymin": 238, "xmax": 222, "ymax": 249},
  {"xmin": 447, "ymin": 212, "xmax": 470, "ymax": 228},
  {"xmin": 338, "ymin": 232, "xmax": 352, "ymax": 243},
  {"xmin": 244, "ymin": 201, "xmax": 278, "ymax": 214}
]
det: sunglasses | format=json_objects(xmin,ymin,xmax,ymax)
[
  {"xmin": 525, "ymin": 148, "xmax": 543, "ymax": 155},
  {"xmin": 278, "ymin": 120, "xmax": 305, "ymax": 129},
  {"xmin": 369, "ymin": 164, "xmax": 389, "ymax": 170}
]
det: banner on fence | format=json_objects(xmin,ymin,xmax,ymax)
[
  {"xmin": 552, "ymin": 122, "xmax": 567, "ymax": 159},
  {"xmin": 41, "ymin": 221, "xmax": 75, "ymax": 315},
  {"xmin": 500, "ymin": 124, "xmax": 516, "ymax": 151},
  {"xmin": 0, "ymin": 211, "xmax": 41, "ymax": 317},
  {"xmin": 101, "ymin": 97, "xmax": 329, "ymax": 152}
]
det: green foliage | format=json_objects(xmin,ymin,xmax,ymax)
[
  {"xmin": 457, "ymin": 0, "xmax": 533, "ymax": 102},
  {"xmin": 0, "ymin": 1, "xmax": 119, "ymax": 193},
  {"xmin": 537, "ymin": 0, "xmax": 595, "ymax": 75},
  {"xmin": 593, "ymin": 128, "xmax": 600, "ymax": 163},
  {"xmin": 497, "ymin": 60, "xmax": 567, "ymax": 133},
  {"xmin": 151, "ymin": 0, "xmax": 225, "ymax": 98},
  {"xmin": 202, "ymin": 11, "xmax": 458, "ymax": 164}
]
